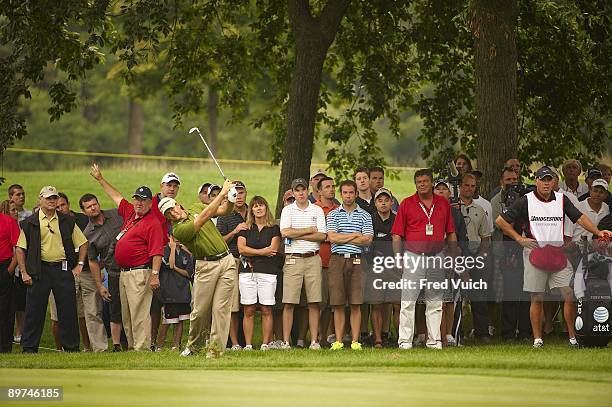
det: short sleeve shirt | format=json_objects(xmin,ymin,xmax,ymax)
[
  {"xmin": 171, "ymin": 203, "xmax": 229, "ymax": 259},
  {"xmin": 279, "ymin": 201, "xmax": 327, "ymax": 254},
  {"xmin": 84, "ymin": 209, "xmax": 124, "ymax": 271},
  {"xmin": 113, "ymin": 199, "xmax": 165, "ymax": 268},
  {"xmin": 314, "ymin": 199, "xmax": 340, "ymax": 267},
  {"xmin": 500, "ymin": 191, "xmax": 583, "ymax": 239},
  {"xmin": 391, "ymin": 193, "xmax": 455, "ymax": 254},
  {"xmin": 216, "ymin": 207, "xmax": 247, "ymax": 258},
  {"xmin": 17, "ymin": 211, "xmax": 88, "ymax": 262},
  {"xmin": 237, "ymin": 224, "xmax": 282, "ymax": 274},
  {"xmin": 461, "ymin": 201, "xmax": 490, "ymax": 253},
  {"xmin": 0, "ymin": 213, "xmax": 20, "ymax": 262},
  {"xmin": 327, "ymin": 205, "xmax": 374, "ymax": 254}
]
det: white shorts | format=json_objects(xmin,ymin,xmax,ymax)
[{"xmin": 239, "ymin": 273, "xmax": 277, "ymax": 306}]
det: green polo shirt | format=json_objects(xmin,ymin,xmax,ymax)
[{"xmin": 172, "ymin": 203, "xmax": 228, "ymax": 259}]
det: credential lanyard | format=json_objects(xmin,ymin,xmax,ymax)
[{"xmin": 418, "ymin": 202, "xmax": 435, "ymax": 224}]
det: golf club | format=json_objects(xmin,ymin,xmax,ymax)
[
  {"xmin": 189, "ymin": 127, "xmax": 226, "ymax": 180},
  {"xmin": 189, "ymin": 126, "xmax": 238, "ymax": 202}
]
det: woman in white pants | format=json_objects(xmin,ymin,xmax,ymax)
[{"xmin": 237, "ymin": 196, "xmax": 282, "ymax": 350}]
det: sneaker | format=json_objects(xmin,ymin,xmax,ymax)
[
  {"xmin": 568, "ymin": 338, "xmax": 580, "ymax": 348},
  {"xmin": 413, "ymin": 333, "xmax": 426, "ymax": 347},
  {"xmin": 112, "ymin": 344, "xmax": 122, "ymax": 352},
  {"xmin": 82, "ymin": 347, "xmax": 92, "ymax": 353},
  {"xmin": 446, "ymin": 335, "xmax": 456, "ymax": 347},
  {"xmin": 342, "ymin": 334, "xmax": 351, "ymax": 343},
  {"xmin": 330, "ymin": 341, "xmax": 344, "ymax": 351},
  {"xmin": 268, "ymin": 340, "xmax": 283, "ymax": 350},
  {"xmin": 350, "ymin": 341, "xmax": 363, "ymax": 351},
  {"xmin": 309, "ymin": 341, "xmax": 321, "ymax": 350},
  {"xmin": 398, "ymin": 342, "xmax": 413, "ymax": 350},
  {"xmin": 260, "ymin": 343, "xmax": 270, "ymax": 351},
  {"xmin": 533, "ymin": 338, "xmax": 544, "ymax": 349},
  {"xmin": 488, "ymin": 325, "xmax": 495, "ymax": 337},
  {"xmin": 243, "ymin": 345, "xmax": 253, "ymax": 351},
  {"xmin": 205, "ymin": 350, "xmax": 219, "ymax": 359},
  {"xmin": 280, "ymin": 341, "xmax": 291, "ymax": 350},
  {"xmin": 13, "ymin": 335, "xmax": 21, "ymax": 344},
  {"xmin": 150, "ymin": 345, "xmax": 156, "ymax": 352},
  {"xmin": 180, "ymin": 347, "xmax": 193, "ymax": 357},
  {"xmin": 327, "ymin": 334, "xmax": 336, "ymax": 344},
  {"xmin": 426, "ymin": 341, "xmax": 443, "ymax": 350},
  {"xmin": 296, "ymin": 339, "xmax": 305, "ymax": 349},
  {"xmin": 154, "ymin": 347, "xmax": 163, "ymax": 352},
  {"xmin": 230, "ymin": 344, "xmax": 242, "ymax": 351}
]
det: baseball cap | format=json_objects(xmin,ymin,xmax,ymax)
[
  {"xmin": 586, "ymin": 167, "xmax": 603, "ymax": 180},
  {"xmin": 282, "ymin": 189, "xmax": 295, "ymax": 202},
  {"xmin": 374, "ymin": 187, "xmax": 392, "ymax": 200},
  {"xmin": 198, "ymin": 182, "xmax": 211, "ymax": 195},
  {"xmin": 535, "ymin": 166, "xmax": 555, "ymax": 180},
  {"xmin": 592, "ymin": 179, "xmax": 609, "ymax": 190},
  {"xmin": 310, "ymin": 169, "xmax": 327, "ymax": 179},
  {"xmin": 161, "ymin": 172, "xmax": 181, "ymax": 184},
  {"xmin": 434, "ymin": 179, "xmax": 450, "ymax": 189},
  {"xmin": 158, "ymin": 197, "xmax": 177, "ymax": 215},
  {"xmin": 207, "ymin": 184, "xmax": 221, "ymax": 195},
  {"xmin": 291, "ymin": 178, "xmax": 308, "ymax": 190},
  {"xmin": 39, "ymin": 186, "xmax": 59, "ymax": 199},
  {"xmin": 132, "ymin": 186, "xmax": 153, "ymax": 200},
  {"xmin": 233, "ymin": 180, "xmax": 246, "ymax": 189}
]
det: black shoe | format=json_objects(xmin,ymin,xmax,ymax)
[
  {"xmin": 112, "ymin": 344, "xmax": 122, "ymax": 352},
  {"xmin": 150, "ymin": 345, "xmax": 156, "ymax": 352},
  {"xmin": 475, "ymin": 336, "xmax": 491, "ymax": 345}
]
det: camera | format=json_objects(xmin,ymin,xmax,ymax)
[{"xmin": 501, "ymin": 183, "xmax": 535, "ymax": 212}]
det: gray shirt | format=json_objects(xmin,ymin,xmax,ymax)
[{"xmin": 83, "ymin": 209, "xmax": 123, "ymax": 273}]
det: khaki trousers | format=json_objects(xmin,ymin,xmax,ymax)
[
  {"xmin": 187, "ymin": 255, "xmax": 237, "ymax": 352},
  {"xmin": 75, "ymin": 270, "xmax": 108, "ymax": 352},
  {"xmin": 119, "ymin": 269, "xmax": 153, "ymax": 351}
]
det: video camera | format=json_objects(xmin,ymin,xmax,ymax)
[
  {"xmin": 447, "ymin": 160, "xmax": 462, "ymax": 206},
  {"xmin": 501, "ymin": 183, "xmax": 536, "ymax": 213}
]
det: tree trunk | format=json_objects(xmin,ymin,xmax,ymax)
[
  {"xmin": 128, "ymin": 98, "xmax": 144, "ymax": 165},
  {"xmin": 207, "ymin": 86, "xmax": 218, "ymax": 155},
  {"xmin": 275, "ymin": 0, "xmax": 349, "ymax": 217},
  {"xmin": 470, "ymin": 0, "xmax": 518, "ymax": 198}
]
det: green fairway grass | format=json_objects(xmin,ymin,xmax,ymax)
[
  {"xmin": 1, "ymin": 367, "xmax": 610, "ymax": 407},
  {"xmin": 3, "ymin": 165, "xmax": 416, "ymax": 214}
]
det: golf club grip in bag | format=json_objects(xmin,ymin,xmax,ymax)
[{"xmin": 575, "ymin": 237, "xmax": 611, "ymax": 347}]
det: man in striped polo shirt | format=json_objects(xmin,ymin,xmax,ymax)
[
  {"xmin": 279, "ymin": 178, "xmax": 327, "ymax": 350},
  {"xmin": 327, "ymin": 180, "xmax": 374, "ymax": 350}
]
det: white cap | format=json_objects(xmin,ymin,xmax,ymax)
[
  {"xmin": 592, "ymin": 179, "xmax": 609, "ymax": 191},
  {"xmin": 161, "ymin": 172, "xmax": 181, "ymax": 184},
  {"xmin": 158, "ymin": 197, "xmax": 177, "ymax": 215}
]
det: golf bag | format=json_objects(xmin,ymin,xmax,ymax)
[{"xmin": 574, "ymin": 238, "xmax": 612, "ymax": 348}]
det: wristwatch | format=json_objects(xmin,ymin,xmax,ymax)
[
  {"xmin": 78, "ymin": 261, "xmax": 85, "ymax": 266},
  {"xmin": 152, "ymin": 270, "xmax": 159, "ymax": 276}
]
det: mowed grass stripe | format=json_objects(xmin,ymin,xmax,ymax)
[{"xmin": 1, "ymin": 369, "xmax": 610, "ymax": 407}]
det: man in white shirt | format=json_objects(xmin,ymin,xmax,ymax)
[
  {"xmin": 559, "ymin": 159, "xmax": 588, "ymax": 198},
  {"xmin": 565, "ymin": 179, "xmax": 610, "ymax": 242}
]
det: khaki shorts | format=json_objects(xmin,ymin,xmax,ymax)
[
  {"xmin": 523, "ymin": 247, "xmax": 573, "ymax": 293},
  {"xmin": 282, "ymin": 255, "xmax": 322, "ymax": 304},
  {"xmin": 49, "ymin": 291, "xmax": 84, "ymax": 322},
  {"xmin": 231, "ymin": 258, "xmax": 240, "ymax": 312},
  {"xmin": 328, "ymin": 254, "xmax": 364, "ymax": 306}
]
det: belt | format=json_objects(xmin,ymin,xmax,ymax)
[
  {"xmin": 202, "ymin": 250, "xmax": 231, "ymax": 262},
  {"xmin": 120, "ymin": 264, "xmax": 151, "ymax": 272},
  {"xmin": 332, "ymin": 253, "xmax": 361, "ymax": 259},
  {"xmin": 41, "ymin": 261, "xmax": 63, "ymax": 267},
  {"xmin": 287, "ymin": 251, "xmax": 319, "ymax": 258}
]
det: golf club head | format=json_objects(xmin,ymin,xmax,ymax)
[{"xmin": 189, "ymin": 127, "xmax": 200, "ymax": 135}]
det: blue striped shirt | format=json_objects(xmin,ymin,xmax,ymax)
[{"xmin": 327, "ymin": 205, "xmax": 374, "ymax": 254}]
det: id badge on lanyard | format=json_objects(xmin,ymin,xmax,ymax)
[{"xmin": 419, "ymin": 202, "xmax": 435, "ymax": 236}]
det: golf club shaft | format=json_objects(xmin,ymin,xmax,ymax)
[{"xmin": 191, "ymin": 127, "xmax": 226, "ymax": 179}]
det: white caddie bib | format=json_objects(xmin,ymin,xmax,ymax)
[{"xmin": 526, "ymin": 191, "xmax": 564, "ymax": 247}]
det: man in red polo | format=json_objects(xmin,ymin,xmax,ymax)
[
  {"xmin": 313, "ymin": 176, "xmax": 339, "ymax": 346},
  {"xmin": 392, "ymin": 168, "xmax": 457, "ymax": 349},
  {"xmin": 91, "ymin": 164, "xmax": 165, "ymax": 351},
  {"xmin": 0, "ymin": 210, "xmax": 20, "ymax": 352}
]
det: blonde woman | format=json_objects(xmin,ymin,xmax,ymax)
[{"xmin": 237, "ymin": 196, "xmax": 281, "ymax": 350}]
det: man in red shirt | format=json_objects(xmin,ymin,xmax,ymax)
[
  {"xmin": 314, "ymin": 176, "xmax": 339, "ymax": 346},
  {"xmin": 392, "ymin": 168, "xmax": 457, "ymax": 349},
  {"xmin": 0, "ymin": 212, "xmax": 20, "ymax": 352},
  {"xmin": 90, "ymin": 165, "xmax": 165, "ymax": 351}
]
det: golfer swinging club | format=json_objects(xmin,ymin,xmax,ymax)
[{"xmin": 159, "ymin": 179, "xmax": 237, "ymax": 357}]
